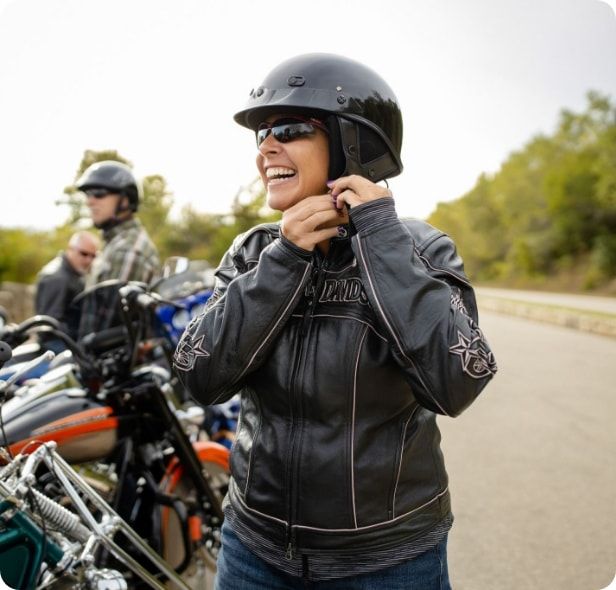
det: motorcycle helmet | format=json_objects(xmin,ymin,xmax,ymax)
[
  {"xmin": 234, "ymin": 53, "xmax": 403, "ymax": 182},
  {"xmin": 77, "ymin": 161, "xmax": 140, "ymax": 212}
]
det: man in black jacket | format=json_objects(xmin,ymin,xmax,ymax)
[{"xmin": 35, "ymin": 231, "xmax": 99, "ymax": 351}]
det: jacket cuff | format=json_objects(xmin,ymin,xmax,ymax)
[
  {"xmin": 349, "ymin": 198, "xmax": 398, "ymax": 234},
  {"xmin": 278, "ymin": 234, "xmax": 313, "ymax": 261}
]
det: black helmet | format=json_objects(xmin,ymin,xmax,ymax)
[
  {"xmin": 77, "ymin": 161, "xmax": 140, "ymax": 212},
  {"xmin": 234, "ymin": 53, "xmax": 403, "ymax": 182}
]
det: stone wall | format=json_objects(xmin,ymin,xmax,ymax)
[
  {"xmin": 477, "ymin": 294, "xmax": 616, "ymax": 338},
  {"xmin": 2, "ymin": 281, "xmax": 615, "ymax": 339},
  {"xmin": 0, "ymin": 282, "xmax": 35, "ymax": 323}
]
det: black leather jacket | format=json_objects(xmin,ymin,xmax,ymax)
[
  {"xmin": 35, "ymin": 254, "xmax": 84, "ymax": 339},
  {"xmin": 174, "ymin": 198, "xmax": 497, "ymax": 557}
]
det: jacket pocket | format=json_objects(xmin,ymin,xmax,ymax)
[
  {"xmin": 388, "ymin": 404, "xmax": 420, "ymax": 519},
  {"xmin": 390, "ymin": 406, "xmax": 447, "ymax": 519},
  {"xmin": 229, "ymin": 390, "xmax": 261, "ymax": 495}
]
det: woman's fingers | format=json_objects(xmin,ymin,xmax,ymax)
[
  {"xmin": 283, "ymin": 207, "xmax": 341, "ymax": 237},
  {"xmin": 281, "ymin": 218, "xmax": 340, "ymax": 250},
  {"xmin": 327, "ymin": 175, "xmax": 392, "ymax": 208},
  {"xmin": 281, "ymin": 194, "xmax": 347, "ymax": 250},
  {"xmin": 293, "ymin": 194, "xmax": 344, "ymax": 220}
]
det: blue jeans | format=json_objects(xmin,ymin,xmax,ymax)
[{"xmin": 215, "ymin": 522, "xmax": 452, "ymax": 590}]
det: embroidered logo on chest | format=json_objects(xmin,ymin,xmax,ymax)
[{"xmin": 316, "ymin": 278, "xmax": 370, "ymax": 305}]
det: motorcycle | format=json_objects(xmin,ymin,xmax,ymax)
[
  {"xmin": 0, "ymin": 280, "xmax": 230, "ymax": 589},
  {"xmin": 150, "ymin": 257, "xmax": 215, "ymax": 348},
  {"xmin": 0, "ymin": 345, "xmax": 209, "ymax": 590},
  {"xmin": 0, "ymin": 258, "xmax": 214, "ymax": 387},
  {"xmin": 150, "ymin": 259, "xmax": 239, "ymax": 449}
]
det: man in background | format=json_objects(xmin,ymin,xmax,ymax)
[
  {"xmin": 34, "ymin": 230, "xmax": 99, "ymax": 351},
  {"xmin": 75, "ymin": 160, "xmax": 160, "ymax": 336},
  {"xmin": 77, "ymin": 160, "xmax": 159, "ymax": 286}
]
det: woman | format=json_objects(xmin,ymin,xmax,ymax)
[{"xmin": 174, "ymin": 53, "xmax": 497, "ymax": 589}]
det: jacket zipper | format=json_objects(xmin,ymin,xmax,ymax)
[{"xmin": 285, "ymin": 257, "xmax": 329, "ymax": 560}]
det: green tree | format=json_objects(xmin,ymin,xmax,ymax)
[
  {"xmin": 157, "ymin": 178, "xmax": 279, "ymax": 266},
  {"xmin": 139, "ymin": 173, "xmax": 175, "ymax": 251},
  {"xmin": 428, "ymin": 91, "xmax": 616, "ymax": 289},
  {"xmin": 0, "ymin": 226, "xmax": 74, "ymax": 284}
]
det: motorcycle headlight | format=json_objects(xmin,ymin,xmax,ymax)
[{"xmin": 171, "ymin": 309, "xmax": 191, "ymax": 331}]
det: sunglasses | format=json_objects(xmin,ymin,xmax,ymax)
[
  {"xmin": 74, "ymin": 248, "xmax": 97, "ymax": 259},
  {"xmin": 83, "ymin": 188, "xmax": 114, "ymax": 199},
  {"xmin": 256, "ymin": 116, "xmax": 328, "ymax": 147}
]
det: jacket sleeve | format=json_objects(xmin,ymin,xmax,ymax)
[
  {"xmin": 350, "ymin": 198, "xmax": 497, "ymax": 417},
  {"xmin": 173, "ymin": 231, "xmax": 313, "ymax": 406}
]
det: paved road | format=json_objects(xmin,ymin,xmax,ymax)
[
  {"xmin": 476, "ymin": 287, "xmax": 616, "ymax": 315},
  {"xmin": 439, "ymin": 311, "xmax": 616, "ymax": 590}
]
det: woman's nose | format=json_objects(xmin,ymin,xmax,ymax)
[{"xmin": 258, "ymin": 132, "xmax": 282, "ymax": 154}]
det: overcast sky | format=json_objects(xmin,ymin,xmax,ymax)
[{"xmin": 1, "ymin": 0, "xmax": 615, "ymax": 231}]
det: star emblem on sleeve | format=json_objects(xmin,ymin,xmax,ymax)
[
  {"xmin": 449, "ymin": 330, "xmax": 497, "ymax": 379},
  {"xmin": 173, "ymin": 334, "xmax": 210, "ymax": 372}
]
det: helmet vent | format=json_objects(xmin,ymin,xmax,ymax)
[{"xmin": 287, "ymin": 76, "xmax": 305, "ymax": 87}]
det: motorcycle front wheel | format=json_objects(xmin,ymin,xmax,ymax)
[{"xmin": 159, "ymin": 442, "xmax": 229, "ymax": 590}]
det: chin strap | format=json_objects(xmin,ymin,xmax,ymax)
[
  {"xmin": 337, "ymin": 118, "xmax": 401, "ymax": 182},
  {"xmin": 327, "ymin": 115, "xmax": 402, "ymax": 183}
]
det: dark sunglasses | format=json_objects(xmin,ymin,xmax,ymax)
[
  {"xmin": 83, "ymin": 188, "xmax": 113, "ymax": 199},
  {"xmin": 74, "ymin": 248, "xmax": 97, "ymax": 259},
  {"xmin": 256, "ymin": 116, "xmax": 328, "ymax": 147}
]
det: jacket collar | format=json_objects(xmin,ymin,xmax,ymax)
[{"xmin": 102, "ymin": 217, "xmax": 141, "ymax": 243}]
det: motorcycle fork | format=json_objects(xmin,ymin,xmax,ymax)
[{"xmin": 147, "ymin": 384, "xmax": 224, "ymax": 521}]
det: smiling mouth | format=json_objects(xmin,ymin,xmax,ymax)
[{"xmin": 266, "ymin": 167, "xmax": 296, "ymax": 184}]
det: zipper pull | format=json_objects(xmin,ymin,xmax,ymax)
[
  {"xmin": 299, "ymin": 265, "xmax": 319, "ymax": 336},
  {"xmin": 314, "ymin": 261, "xmax": 328, "ymax": 300},
  {"xmin": 285, "ymin": 528, "xmax": 297, "ymax": 560}
]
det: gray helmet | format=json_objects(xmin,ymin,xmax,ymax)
[
  {"xmin": 77, "ymin": 161, "xmax": 140, "ymax": 211},
  {"xmin": 234, "ymin": 53, "xmax": 403, "ymax": 182}
]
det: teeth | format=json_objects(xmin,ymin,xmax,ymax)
[{"xmin": 266, "ymin": 167, "xmax": 295, "ymax": 179}]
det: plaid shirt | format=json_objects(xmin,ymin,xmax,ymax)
[{"xmin": 87, "ymin": 218, "xmax": 160, "ymax": 287}]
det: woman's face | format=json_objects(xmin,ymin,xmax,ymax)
[{"xmin": 256, "ymin": 114, "xmax": 330, "ymax": 212}]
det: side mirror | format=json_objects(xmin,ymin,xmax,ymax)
[{"xmin": 160, "ymin": 256, "xmax": 190, "ymax": 278}]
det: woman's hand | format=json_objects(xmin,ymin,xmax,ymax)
[
  {"xmin": 281, "ymin": 194, "xmax": 349, "ymax": 251},
  {"xmin": 327, "ymin": 175, "xmax": 392, "ymax": 209}
]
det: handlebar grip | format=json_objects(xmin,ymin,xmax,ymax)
[
  {"xmin": 80, "ymin": 326, "xmax": 128, "ymax": 353},
  {"xmin": 136, "ymin": 293, "xmax": 158, "ymax": 308},
  {"xmin": 0, "ymin": 340, "xmax": 12, "ymax": 368},
  {"xmin": 0, "ymin": 325, "xmax": 26, "ymax": 348},
  {"xmin": 0, "ymin": 315, "xmax": 62, "ymax": 347}
]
